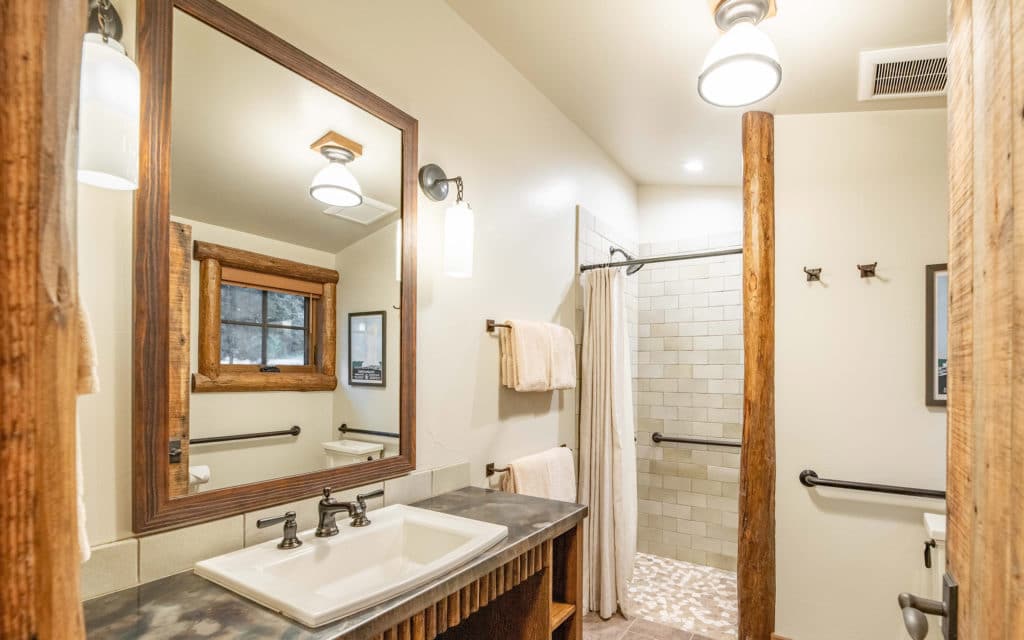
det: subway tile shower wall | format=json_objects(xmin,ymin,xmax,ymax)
[{"xmin": 635, "ymin": 235, "xmax": 742, "ymax": 572}]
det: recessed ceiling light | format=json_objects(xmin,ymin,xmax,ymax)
[{"xmin": 683, "ymin": 160, "xmax": 704, "ymax": 173}]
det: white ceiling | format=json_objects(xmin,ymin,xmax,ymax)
[
  {"xmin": 446, "ymin": 0, "xmax": 946, "ymax": 186},
  {"xmin": 170, "ymin": 9, "xmax": 402, "ymax": 254}
]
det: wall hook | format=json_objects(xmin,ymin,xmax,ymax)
[
  {"xmin": 803, "ymin": 267, "xmax": 822, "ymax": 282},
  {"xmin": 857, "ymin": 262, "xmax": 878, "ymax": 278}
]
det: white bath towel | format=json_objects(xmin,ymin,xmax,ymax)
[
  {"xmin": 77, "ymin": 303, "xmax": 100, "ymax": 564},
  {"xmin": 188, "ymin": 465, "xmax": 211, "ymax": 494},
  {"xmin": 499, "ymin": 447, "xmax": 576, "ymax": 503},
  {"xmin": 547, "ymin": 324, "xmax": 577, "ymax": 390},
  {"xmin": 509, "ymin": 320, "xmax": 551, "ymax": 392}
]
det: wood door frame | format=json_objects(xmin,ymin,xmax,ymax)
[
  {"xmin": 945, "ymin": 1, "xmax": 1023, "ymax": 638},
  {"xmin": 0, "ymin": 0, "xmax": 87, "ymax": 636},
  {"xmin": 133, "ymin": 0, "xmax": 419, "ymax": 533}
]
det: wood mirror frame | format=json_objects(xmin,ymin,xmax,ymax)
[{"xmin": 132, "ymin": 0, "xmax": 417, "ymax": 533}]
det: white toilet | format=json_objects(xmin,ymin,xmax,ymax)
[{"xmin": 322, "ymin": 439, "xmax": 385, "ymax": 468}]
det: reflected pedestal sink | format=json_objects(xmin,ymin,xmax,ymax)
[{"xmin": 194, "ymin": 504, "xmax": 508, "ymax": 627}]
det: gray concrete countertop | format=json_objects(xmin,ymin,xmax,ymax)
[{"xmin": 83, "ymin": 487, "xmax": 587, "ymax": 639}]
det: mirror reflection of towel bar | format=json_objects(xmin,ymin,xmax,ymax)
[
  {"xmin": 486, "ymin": 444, "xmax": 567, "ymax": 477},
  {"xmin": 190, "ymin": 425, "xmax": 301, "ymax": 445}
]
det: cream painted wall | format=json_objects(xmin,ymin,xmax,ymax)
[
  {"xmin": 334, "ymin": 221, "xmax": 402, "ymax": 459},
  {"xmin": 177, "ymin": 217, "xmax": 338, "ymax": 492},
  {"xmin": 774, "ymin": 109, "xmax": 948, "ymax": 640},
  {"xmin": 638, "ymin": 185, "xmax": 742, "ymax": 246},
  {"xmin": 77, "ymin": 0, "xmax": 636, "ymax": 549}
]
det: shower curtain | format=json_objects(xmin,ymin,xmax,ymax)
[{"xmin": 579, "ymin": 267, "xmax": 638, "ymax": 618}]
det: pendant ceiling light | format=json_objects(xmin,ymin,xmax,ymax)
[
  {"xmin": 698, "ymin": 0, "xmax": 781, "ymax": 108},
  {"xmin": 309, "ymin": 144, "xmax": 363, "ymax": 208},
  {"xmin": 78, "ymin": 0, "xmax": 140, "ymax": 190}
]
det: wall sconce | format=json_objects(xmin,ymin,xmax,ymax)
[
  {"xmin": 419, "ymin": 164, "xmax": 473, "ymax": 278},
  {"xmin": 78, "ymin": 0, "xmax": 140, "ymax": 190},
  {"xmin": 698, "ymin": 0, "xmax": 782, "ymax": 108}
]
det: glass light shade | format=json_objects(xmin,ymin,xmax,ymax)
[
  {"xmin": 395, "ymin": 223, "xmax": 402, "ymax": 282},
  {"xmin": 309, "ymin": 161, "xmax": 363, "ymax": 207},
  {"xmin": 78, "ymin": 33, "xmax": 140, "ymax": 190},
  {"xmin": 443, "ymin": 201, "xmax": 474, "ymax": 278},
  {"xmin": 698, "ymin": 21, "xmax": 781, "ymax": 108}
]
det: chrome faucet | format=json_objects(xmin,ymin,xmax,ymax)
[{"xmin": 316, "ymin": 487, "xmax": 384, "ymax": 536}]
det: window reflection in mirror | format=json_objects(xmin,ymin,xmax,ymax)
[{"xmin": 168, "ymin": 8, "xmax": 403, "ymax": 497}]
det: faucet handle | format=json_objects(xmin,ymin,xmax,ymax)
[
  {"xmin": 256, "ymin": 511, "xmax": 302, "ymax": 550},
  {"xmin": 356, "ymin": 488, "xmax": 384, "ymax": 507},
  {"xmin": 256, "ymin": 510, "xmax": 296, "ymax": 529},
  {"xmin": 322, "ymin": 487, "xmax": 333, "ymax": 501}
]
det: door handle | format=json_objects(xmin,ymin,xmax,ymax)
[{"xmin": 898, "ymin": 574, "xmax": 957, "ymax": 640}]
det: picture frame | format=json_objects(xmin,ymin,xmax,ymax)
[
  {"xmin": 349, "ymin": 310, "xmax": 386, "ymax": 387},
  {"xmin": 925, "ymin": 263, "xmax": 948, "ymax": 407}
]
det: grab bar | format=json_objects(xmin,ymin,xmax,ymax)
[
  {"xmin": 799, "ymin": 470, "xmax": 946, "ymax": 500},
  {"xmin": 190, "ymin": 425, "xmax": 301, "ymax": 445},
  {"xmin": 652, "ymin": 432, "xmax": 742, "ymax": 448},
  {"xmin": 338, "ymin": 423, "xmax": 399, "ymax": 439}
]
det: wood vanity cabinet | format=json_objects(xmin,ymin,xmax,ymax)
[{"xmin": 369, "ymin": 523, "xmax": 583, "ymax": 640}]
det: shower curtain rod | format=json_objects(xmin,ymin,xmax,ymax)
[{"xmin": 579, "ymin": 245, "xmax": 743, "ymax": 273}]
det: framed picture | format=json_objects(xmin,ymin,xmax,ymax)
[
  {"xmin": 926, "ymin": 264, "xmax": 948, "ymax": 406},
  {"xmin": 348, "ymin": 310, "xmax": 386, "ymax": 386}
]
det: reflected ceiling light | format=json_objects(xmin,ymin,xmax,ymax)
[
  {"xmin": 78, "ymin": 0, "xmax": 140, "ymax": 190},
  {"xmin": 309, "ymin": 145, "xmax": 363, "ymax": 207},
  {"xmin": 683, "ymin": 159, "xmax": 704, "ymax": 173},
  {"xmin": 698, "ymin": 0, "xmax": 781, "ymax": 108},
  {"xmin": 418, "ymin": 163, "xmax": 474, "ymax": 278}
]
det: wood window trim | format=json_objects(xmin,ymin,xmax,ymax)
[{"xmin": 191, "ymin": 240, "xmax": 339, "ymax": 393}]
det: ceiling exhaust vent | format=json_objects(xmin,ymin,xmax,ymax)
[{"xmin": 857, "ymin": 44, "xmax": 947, "ymax": 101}]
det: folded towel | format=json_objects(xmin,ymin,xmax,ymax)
[
  {"xmin": 547, "ymin": 324, "xmax": 577, "ymax": 390},
  {"xmin": 499, "ymin": 447, "xmax": 576, "ymax": 503},
  {"xmin": 189, "ymin": 465, "xmax": 211, "ymax": 485},
  {"xmin": 76, "ymin": 303, "xmax": 100, "ymax": 564},
  {"xmin": 509, "ymin": 320, "xmax": 551, "ymax": 392},
  {"xmin": 498, "ymin": 321, "xmax": 577, "ymax": 392}
]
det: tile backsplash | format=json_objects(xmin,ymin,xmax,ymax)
[{"xmin": 80, "ymin": 462, "xmax": 470, "ymax": 601}]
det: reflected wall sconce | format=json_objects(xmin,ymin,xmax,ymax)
[
  {"xmin": 698, "ymin": 0, "xmax": 782, "ymax": 108},
  {"xmin": 419, "ymin": 163, "xmax": 474, "ymax": 278},
  {"xmin": 78, "ymin": 0, "xmax": 140, "ymax": 190},
  {"xmin": 309, "ymin": 131, "xmax": 363, "ymax": 208},
  {"xmin": 803, "ymin": 267, "xmax": 822, "ymax": 282}
]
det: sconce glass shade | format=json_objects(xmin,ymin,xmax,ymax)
[
  {"xmin": 78, "ymin": 33, "xmax": 140, "ymax": 190},
  {"xmin": 443, "ymin": 201, "xmax": 474, "ymax": 278},
  {"xmin": 309, "ymin": 153, "xmax": 363, "ymax": 207},
  {"xmin": 395, "ymin": 222, "xmax": 403, "ymax": 282},
  {"xmin": 698, "ymin": 21, "xmax": 781, "ymax": 108}
]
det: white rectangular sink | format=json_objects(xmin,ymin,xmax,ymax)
[{"xmin": 194, "ymin": 504, "xmax": 508, "ymax": 627}]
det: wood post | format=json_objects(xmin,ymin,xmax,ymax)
[
  {"xmin": 946, "ymin": 1, "xmax": 1024, "ymax": 638},
  {"xmin": 738, "ymin": 111, "xmax": 776, "ymax": 640},
  {"xmin": 0, "ymin": 0, "xmax": 87, "ymax": 637}
]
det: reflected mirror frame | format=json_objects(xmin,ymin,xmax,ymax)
[{"xmin": 132, "ymin": 0, "xmax": 417, "ymax": 533}]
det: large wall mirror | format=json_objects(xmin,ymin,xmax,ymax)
[{"xmin": 134, "ymin": 0, "xmax": 417, "ymax": 532}]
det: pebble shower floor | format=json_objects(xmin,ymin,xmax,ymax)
[{"xmin": 624, "ymin": 552, "xmax": 738, "ymax": 640}]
